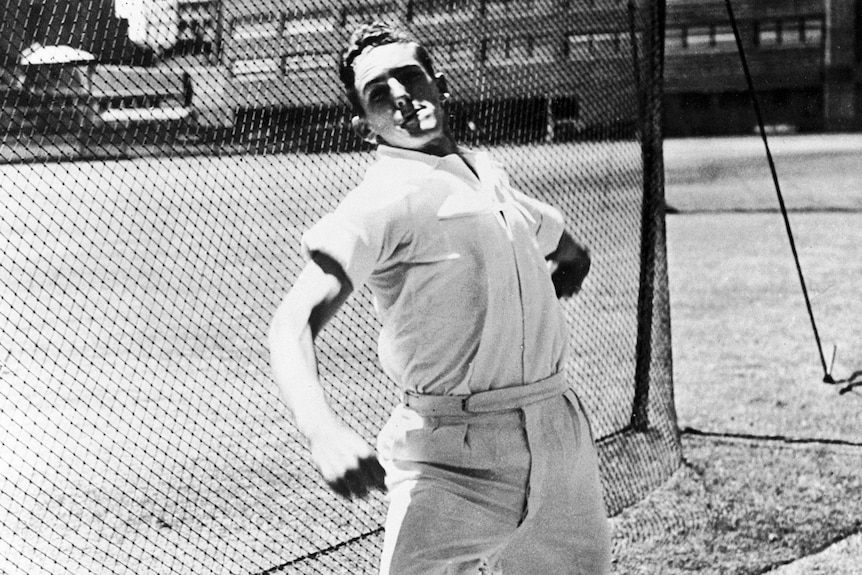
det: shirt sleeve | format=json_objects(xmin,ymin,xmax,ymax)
[
  {"xmin": 301, "ymin": 188, "xmax": 407, "ymax": 289},
  {"xmin": 510, "ymin": 189, "xmax": 566, "ymax": 256}
]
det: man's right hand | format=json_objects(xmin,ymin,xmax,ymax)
[
  {"xmin": 269, "ymin": 257, "xmax": 385, "ymax": 499},
  {"xmin": 307, "ymin": 420, "xmax": 387, "ymax": 500}
]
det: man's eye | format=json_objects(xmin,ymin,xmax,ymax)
[
  {"xmin": 398, "ymin": 70, "xmax": 424, "ymax": 83},
  {"xmin": 369, "ymin": 89, "xmax": 388, "ymax": 103}
]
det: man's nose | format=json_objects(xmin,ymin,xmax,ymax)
[{"xmin": 387, "ymin": 78, "xmax": 411, "ymax": 111}]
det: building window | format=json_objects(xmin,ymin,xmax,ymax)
[
  {"xmin": 430, "ymin": 41, "xmax": 475, "ymax": 69},
  {"xmin": 340, "ymin": 3, "xmax": 399, "ymax": 28},
  {"xmin": 410, "ymin": 0, "xmax": 472, "ymax": 22},
  {"xmin": 783, "ymin": 18, "xmax": 821, "ymax": 47},
  {"xmin": 666, "ymin": 24, "xmax": 738, "ymax": 52},
  {"xmin": 532, "ymin": 37, "xmax": 556, "ymax": 62},
  {"xmin": 231, "ymin": 17, "xmax": 280, "ymax": 42},
  {"xmin": 756, "ymin": 21, "xmax": 780, "ymax": 46},
  {"xmin": 485, "ymin": 36, "xmax": 537, "ymax": 63},
  {"xmin": 665, "ymin": 27, "xmax": 685, "ymax": 51},
  {"xmin": 566, "ymin": 33, "xmax": 594, "ymax": 60},
  {"xmin": 231, "ymin": 58, "xmax": 281, "ymax": 82},
  {"xmin": 712, "ymin": 24, "xmax": 736, "ymax": 49},
  {"xmin": 512, "ymin": 36, "xmax": 536, "ymax": 60},
  {"xmin": 485, "ymin": 36, "xmax": 509, "ymax": 63},
  {"xmin": 283, "ymin": 52, "xmax": 332, "ymax": 73},
  {"xmin": 755, "ymin": 18, "xmax": 823, "ymax": 48},
  {"xmin": 592, "ymin": 33, "xmax": 622, "ymax": 56},
  {"xmin": 802, "ymin": 17, "xmax": 823, "ymax": 45},
  {"xmin": 450, "ymin": 42, "xmax": 475, "ymax": 66},
  {"xmin": 686, "ymin": 25, "xmax": 712, "ymax": 49},
  {"xmin": 485, "ymin": 0, "xmax": 536, "ymax": 17},
  {"xmin": 780, "ymin": 19, "xmax": 803, "ymax": 45},
  {"xmin": 559, "ymin": 0, "xmax": 593, "ymax": 10},
  {"xmin": 283, "ymin": 13, "xmax": 333, "ymax": 36}
]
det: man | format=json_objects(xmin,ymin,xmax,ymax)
[{"xmin": 268, "ymin": 21, "xmax": 610, "ymax": 575}]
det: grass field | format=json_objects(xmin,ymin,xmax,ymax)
[
  {"xmin": 608, "ymin": 134, "xmax": 862, "ymax": 574},
  {"xmin": 666, "ymin": 135, "xmax": 862, "ymax": 443}
]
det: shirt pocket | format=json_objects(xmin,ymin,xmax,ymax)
[
  {"xmin": 399, "ymin": 194, "xmax": 497, "ymax": 265},
  {"xmin": 431, "ymin": 194, "xmax": 501, "ymax": 260},
  {"xmin": 437, "ymin": 192, "xmax": 497, "ymax": 220}
]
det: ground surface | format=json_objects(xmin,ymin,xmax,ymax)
[
  {"xmin": 612, "ymin": 134, "xmax": 862, "ymax": 574},
  {"xmin": 1, "ymin": 140, "xmax": 667, "ymax": 574},
  {"xmin": 665, "ymin": 135, "xmax": 861, "ymax": 444},
  {"xmin": 2, "ymin": 134, "xmax": 859, "ymax": 574}
]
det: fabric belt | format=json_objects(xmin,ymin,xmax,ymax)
[{"xmin": 401, "ymin": 372, "xmax": 568, "ymax": 416}]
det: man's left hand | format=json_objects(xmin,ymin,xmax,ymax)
[{"xmin": 547, "ymin": 231, "xmax": 591, "ymax": 298}]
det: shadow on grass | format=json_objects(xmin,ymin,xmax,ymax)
[{"xmin": 610, "ymin": 433, "xmax": 862, "ymax": 575}]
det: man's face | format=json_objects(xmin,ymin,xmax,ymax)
[{"xmin": 352, "ymin": 42, "xmax": 449, "ymax": 153}]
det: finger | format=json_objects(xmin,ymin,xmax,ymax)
[
  {"xmin": 359, "ymin": 456, "xmax": 387, "ymax": 493},
  {"xmin": 552, "ymin": 265, "xmax": 585, "ymax": 298},
  {"xmin": 561, "ymin": 283, "xmax": 579, "ymax": 298},
  {"xmin": 342, "ymin": 467, "xmax": 370, "ymax": 499},
  {"xmin": 327, "ymin": 477, "xmax": 352, "ymax": 500}
]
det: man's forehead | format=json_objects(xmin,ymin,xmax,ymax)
[{"xmin": 352, "ymin": 42, "xmax": 424, "ymax": 88}]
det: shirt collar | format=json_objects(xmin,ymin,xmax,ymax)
[
  {"xmin": 376, "ymin": 144, "xmax": 445, "ymax": 166},
  {"xmin": 377, "ymin": 145, "xmax": 483, "ymax": 183}
]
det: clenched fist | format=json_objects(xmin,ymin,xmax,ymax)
[{"xmin": 307, "ymin": 420, "xmax": 387, "ymax": 500}]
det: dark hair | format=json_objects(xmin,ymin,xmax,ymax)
[{"xmin": 339, "ymin": 21, "xmax": 436, "ymax": 114}]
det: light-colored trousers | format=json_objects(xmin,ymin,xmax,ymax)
[{"xmin": 376, "ymin": 385, "xmax": 611, "ymax": 575}]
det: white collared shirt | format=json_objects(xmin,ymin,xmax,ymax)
[{"xmin": 302, "ymin": 145, "xmax": 568, "ymax": 395}]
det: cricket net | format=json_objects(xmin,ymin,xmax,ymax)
[{"xmin": 1, "ymin": 1, "xmax": 677, "ymax": 573}]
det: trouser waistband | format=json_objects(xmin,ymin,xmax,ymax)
[{"xmin": 401, "ymin": 372, "xmax": 568, "ymax": 416}]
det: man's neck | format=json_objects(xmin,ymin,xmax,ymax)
[{"xmin": 379, "ymin": 133, "xmax": 457, "ymax": 158}]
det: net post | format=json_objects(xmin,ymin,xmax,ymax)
[{"xmin": 631, "ymin": 0, "xmax": 666, "ymax": 432}]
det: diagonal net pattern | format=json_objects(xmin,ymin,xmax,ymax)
[{"xmin": 1, "ymin": 1, "xmax": 677, "ymax": 573}]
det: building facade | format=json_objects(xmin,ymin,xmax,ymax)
[
  {"xmin": 216, "ymin": 0, "xmax": 862, "ymax": 136},
  {"xmin": 664, "ymin": 0, "xmax": 862, "ymax": 135},
  {"xmin": 2, "ymin": 0, "xmax": 859, "ymax": 137},
  {"xmin": 218, "ymin": 0, "xmax": 651, "ymax": 142}
]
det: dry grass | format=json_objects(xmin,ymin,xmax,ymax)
[{"xmin": 610, "ymin": 134, "xmax": 862, "ymax": 574}]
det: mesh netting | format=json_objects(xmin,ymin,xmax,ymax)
[{"xmin": 1, "ymin": 1, "xmax": 678, "ymax": 573}]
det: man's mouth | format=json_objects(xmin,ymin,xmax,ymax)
[
  {"xmin": 400, "ymin": 107, "xmax": 436, "ymax": 131},
  {"xmin": 400, "ymin": 112, "xmax": 418, "ymax": 128}
]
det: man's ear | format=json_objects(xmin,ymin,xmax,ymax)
[
  {"xmin": 351, "ymin": 116, "xmax": 377, "ymax": 144},
  {"xmin": 434, "ymin": 73, "xmax": 450, "ymax": 102}
]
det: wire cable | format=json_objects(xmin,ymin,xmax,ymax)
[{"xmin": 723, "ymin": 0, "xmax": 833, "ymax": 383}]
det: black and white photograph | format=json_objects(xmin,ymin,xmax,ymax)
[{"xmin": 1, "ymin": 1, "xmax": 860, "ymax": 574}]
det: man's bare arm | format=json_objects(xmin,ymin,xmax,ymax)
[
  {"xmin": 546, "ymin": 230, "xmax": 591, "ymax": 298},
  {"xmin": 268, "ymin": 252, "xmax": 386, "ymax": 499}
]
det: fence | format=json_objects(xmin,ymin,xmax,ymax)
[{"xmin": 1, "ymin": 0, "xmax": 677, "ymax": 573}]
